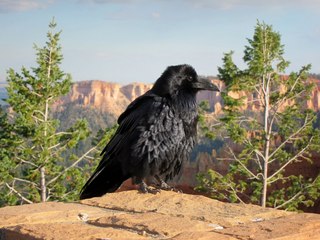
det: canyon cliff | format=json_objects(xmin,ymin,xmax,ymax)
[
  {"xmin": 53, "ymin": 80, "xmax": 153, "ymax": 117},
  {"xmin": 53, "ymin": 78, "xmax": 320, "ymax": 117}
]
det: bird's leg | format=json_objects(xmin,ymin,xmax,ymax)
[
  {"xmin": 154, "ymin": 175, "xmax": 181, "ymax": 192},
  {"xmin": 139, "ymin": 181, "xmax": 150, "ymax": 193},
  {"xmin": 154, "ymin": 175, "xmax": 172, "ymax": 190},
  {"xmin": 138, "ymin": 180, "xmax": 160, "ymax": 194}
]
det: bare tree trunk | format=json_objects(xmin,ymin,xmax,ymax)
[
  {"xmin": 39, "ymin": 42, "xmax": 52, "ymax": 202},
  {"xmin": 40, "ymin": 166, "xmax": 46, "ymax": 202},
  {"xmin": 262, "ymin": 73, "xmax": 270, "ymax": 208},
  {"xmin": 40, "ymin": 98, "xmax": 49, "ymax": 202},
  {"xmin": 262, "ymin": 137, "xmax": 269, "ymax": 208}
]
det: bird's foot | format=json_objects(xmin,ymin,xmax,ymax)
[
  {"xmin": 138, "ymin": 182, "xmax": 160, "ymax": 194},
  {"xmin": 159, "ymin": 183, "xmax": 182, "ymax": 193},
  {"xmin": 156, "ymin": 177, "xmax": 182, "ymax": 193}
]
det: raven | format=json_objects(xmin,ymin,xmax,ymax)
[{"xmin": 80, "ymin": 64, "xmax": 219, "ymax": 199}]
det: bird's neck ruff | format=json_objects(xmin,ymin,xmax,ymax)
[{"xmin": 171, "ymin": 90, "xmax": 197, "ymax": 113}]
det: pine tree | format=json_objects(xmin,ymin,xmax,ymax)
[
  {"xmin": 0, "ymin": 106, "xmax": 20, "ymax": 205},
  {"xmin": 197, "ymin": 21, "xmax": 320, "ymax": 210},
  {"xmin": 4, "ymin": 19, "xmax": 93, "ymax": 203}
]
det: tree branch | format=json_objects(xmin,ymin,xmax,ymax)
[
  {"xmin": 32, "ymin": 115, "xmax": 44, "ymax": 123},
  {"xmin": 33, "ymin": 110, "xmax": 45, "ymax": 118},
  {"xmin": 254, "ymin": 150, "xmax": 263, "ymax": 170},
  {"xmin": 227, "ymin": 145, "xmax": 259, "ymax": 180},
  {"xmin": 46, "ymin": 145, "xmax": 98, "ymax": 186},
  {"xmin": 17, "ymin": 157, "xmax": 38, "ymax": 168},
  {"xmin": 268, "ymin": 114, "xmax": 311, "ymax": 161},
  {"xmin": 14, "ymin": 177, "xmax": 39, "ymax": 187},
  {"xmin": 227, "ymin": 183, "xmax": 246, "ymax": 204},
  {"xmin": 275, "ymin": 190, "xmax": 302, "ymax": 210},
  {"xmin": 5, "ymin": 183, "xmax": 33, "ymax": 204},
  {"xmin": 48, "ymin": 142, "xmax": 61, "ymax": 150},
  {"xmin": 49, "ymin": 131, "xmax": 74, "ymax": 139},
  {"xmin": 268, "ymin": 139, "xmax": 313, "ymax": 181}
]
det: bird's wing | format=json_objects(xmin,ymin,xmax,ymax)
[
  {"xmin": 117, "ymin": 90, "xmax": 155, "ymax": 125},
  {"xmin": 97, "ymin": 91, "xmax": 161, "ymax": 167},
  {"xmin": 80, "ymin": 92, "xmax": 163, "ymax": 198},
  {"xmin": 127, "ymin": 97, "xmax": 190, "ymax": 179},
  {"xmin": 97, "ymin": 90, "xmax": 191, "ymax": 181}
]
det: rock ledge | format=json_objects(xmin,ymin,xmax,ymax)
[{"xmin": 1, "ymin": 191, "xmax": 320, "ymax": 239}]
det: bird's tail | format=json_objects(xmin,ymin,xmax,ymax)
[{"xmin": 79, "ymin": 160, "xmax": 129, "ymax": 200}]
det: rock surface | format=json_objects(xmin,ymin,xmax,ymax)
[{"xmin": 1, "ymin": 191, "xmax": 320, "ymax": 240}]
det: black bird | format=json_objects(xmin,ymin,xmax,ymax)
[{"xmin": 80, "ymin": 64, "xmax": 219, "ymax": 199}]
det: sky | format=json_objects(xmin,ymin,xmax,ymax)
[{"xmin": 0, "ymin": 0, "xmax": 320, "ymax": 84}]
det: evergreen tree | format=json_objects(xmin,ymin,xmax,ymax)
[
  {"xmin": 0, "ymin": 106, "xmax": 20, "ymax": 205},
  {"xmin": 3, "ymin": 19, "xmax": 94, "ymax": 203},
  {"xmin": 197, "ymin": 22, "xmax": 320, "ymax": 210}
]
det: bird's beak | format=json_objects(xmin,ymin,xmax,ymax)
[{"xmin": 193, "ymin": 77, "xmax": 220, "ymax": 91}]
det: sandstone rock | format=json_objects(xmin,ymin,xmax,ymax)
[
  {"xmin": 52, "ymin": 80, "xmax": 153, "ymax": 117},
  {"xmin": 120, "ymin": 82, "xmax": 152, "ymax": 102},
  {"xmin": 53, "ymin": 78, "xmax": 320, "ymax": 118},
  {"xmin": 1, "ymin": 191, "xmax": 320, "ymax": 240}
]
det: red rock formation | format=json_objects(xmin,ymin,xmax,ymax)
[
  {"xmin": 53, "ymin": 80, "xmax": 152, "ymax": 117},
  {"xmin": 120, "ymin": 82, "xmax": 152, "ymax": 102},
  {"xmin": 53, "ymin": 78, "xmax": 320, "ymax": 117}
]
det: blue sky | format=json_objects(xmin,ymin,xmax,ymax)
[{"xmin": 0, "ymin": 0, "xmax": 320, "ymax": 84}]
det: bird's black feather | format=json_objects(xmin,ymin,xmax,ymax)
[{"xmin": 79, "ymin": 64, "xmax": 219, "ymax": 199}]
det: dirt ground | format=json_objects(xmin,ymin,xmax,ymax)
[{"xmin": 1, "ymin": 190, "xmax": 320, "ymax": 239}]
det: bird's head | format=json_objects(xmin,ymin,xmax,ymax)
[{"xmin": 152, "ymin": 64, "xmax": 219, "ymax": 97}]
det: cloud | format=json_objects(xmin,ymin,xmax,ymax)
[
  {"xmin": 78, "ymin": 0, "xmax": 320, "ymax": 11},
  {"xmin": 0, "ymin": 0, "xmax": 54, "ymax": 13},
  {"xmin": 78, "ymin": 0, "xmax": 143, "ymax": 4},
  {"xmin": 182, "ymin": 0, "xmax": 320, "ymax": 9},
  {"xmin": 151, "ymin": 12, "xmax": 160, "ymax": 19}
]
